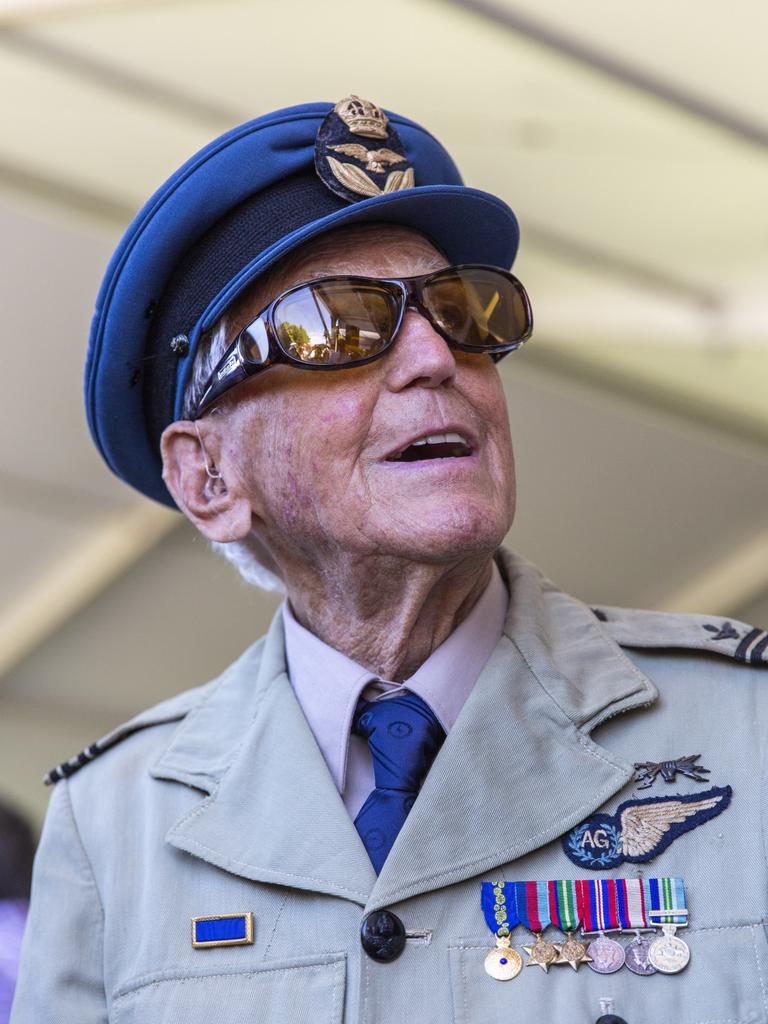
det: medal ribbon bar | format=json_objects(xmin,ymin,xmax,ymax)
[
  {"xmin": 576, "ymin": 878, "xmax": 622, "ymax": 933},
  {"xmin": 481, "ymin": 881, "xmax": 519, "ymax": 936},
  {"xmin": 548, "ymin": 879, "xmax": 580, "ymax": 933},
  {"xmin": 644, "ymin": 877, "xmax": 687, "ymax": 926},
  {"xmin": 515, "ymin": 880, "xmax": 552, "ymax": 932},
  {"xmin": 615, "ymin": 878, "xmax": 650, "ymax": 931}
]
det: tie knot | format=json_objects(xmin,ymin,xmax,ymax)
[{"xmin": 353, "ymin": 691, "xmax": 445, "ymax": 792}]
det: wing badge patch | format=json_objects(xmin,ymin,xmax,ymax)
[{"xmin": 562, "ymin": 786, "xmax": 732, "ymax": 870}]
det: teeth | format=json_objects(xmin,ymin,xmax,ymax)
[{"xmin": 412, "ymin": 432, "xmax": 467, "ymax": 447}]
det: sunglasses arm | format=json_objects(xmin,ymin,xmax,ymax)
[{"xmin": 194, "ymin": 334, "xmax": 269, "ymax": 418}]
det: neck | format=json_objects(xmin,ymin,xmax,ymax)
[{"xmin": 283, "ymin": 553, "xmax": 495, "ymax": 681}]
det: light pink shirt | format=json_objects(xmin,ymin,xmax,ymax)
[{"xmin": 282, "ymin": 562, "xmax": 509, "ymax": 818}]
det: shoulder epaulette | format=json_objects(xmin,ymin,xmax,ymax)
[
  {"xmin": 44, "ymin": 682, "xmax": 212, "ymax": 786},
  {"xmin": 592, "ymin": 606, "xmax": 768, "ymax": 666}
]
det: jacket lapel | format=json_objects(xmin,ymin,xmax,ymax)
[
  {"xmin": 155, "ymin": 613, "xmax": 377, "ymax": 904},
  {"xmin": 366, "ymin": 552, "xmax": 657, "ymax": 912}
]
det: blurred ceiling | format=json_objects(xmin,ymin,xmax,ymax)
[{"xmin": 0, "ymin": 0, "xmax": 765, "ymax": 824}]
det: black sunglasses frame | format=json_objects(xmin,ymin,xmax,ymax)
[{"xmin": 193, "ymin": 264, "xmax": 533, "ymax": 418}]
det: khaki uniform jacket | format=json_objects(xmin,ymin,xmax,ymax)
[{"xmin": 11, "ymin": 550, "xmax": 768, "ymax": 1024}]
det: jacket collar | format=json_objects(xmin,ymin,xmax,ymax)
[{"xmin": 154, "ymin": 550, "xmax": 657, "ymax": 908}]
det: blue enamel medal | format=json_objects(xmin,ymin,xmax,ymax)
[{"xmin": 481, "ymin": 881, "xmax": 523, "ymax": 980}]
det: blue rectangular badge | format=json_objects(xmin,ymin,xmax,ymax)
[{"xmin": 192, "ymin": 912, "xmax": 254, "ymax": 948}]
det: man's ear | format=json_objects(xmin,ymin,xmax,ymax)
[{"xmin": 160, "ymin": 419, "xmax": 253, "ymax": 542}]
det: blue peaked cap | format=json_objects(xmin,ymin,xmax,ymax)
[{"xmin": 85, "ymin": 101, "xmax": 520, "ymax": 507}]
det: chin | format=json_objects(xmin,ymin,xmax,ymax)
[{"xmin": 377, "ymin": 497, "xmax": 514, "ymax": 565}]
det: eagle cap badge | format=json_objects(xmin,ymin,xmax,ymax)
[
  {"xmin": 562, "ymin": 785, "xmax": 732, "ymax": 870},
  {"xmin": 315, "ymin": 94, "xmax": 416, "ymax": 203}
]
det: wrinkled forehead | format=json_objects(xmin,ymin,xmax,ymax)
[{"xmin": 217, "ymin": 223, "xmax": 449, "ymax": 337}]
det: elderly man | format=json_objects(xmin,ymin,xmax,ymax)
[{"xmin": 12, "ymin": 98, "xmax": 768, "ymax": 1024}]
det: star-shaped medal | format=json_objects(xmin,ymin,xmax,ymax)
[
  {"xmin": 555, "ymin": 933, "xmax": 593, "ymax": 971},
  {"xmin": 522, "ymin": 934, "xmax": 561, "ymax": 972}
]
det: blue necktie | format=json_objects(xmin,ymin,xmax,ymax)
[{"xmin": 352, "ymin": 690, "xmax": 446, "ymax": 873}]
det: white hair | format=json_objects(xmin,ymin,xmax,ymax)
[{"xmin": 180, "ymin": 224, "xmax": 445, "ymax": 591}]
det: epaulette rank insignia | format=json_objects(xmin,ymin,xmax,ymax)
[
  {"xmin": 43, "ymin": 687, "xmax": 207, "ymax": 785},
  {"xmin": 701, "ymin": 620, "xmax": 768, "ymax": 664},
  {"xmin": 44, "ymin": 740, "xmax": 112, "ymax": 786},
  {"xmin": 592, "ymin": 608, "xmax": 768, "ymax": 666}
]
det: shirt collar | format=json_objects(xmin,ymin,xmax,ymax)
[{"xmin": 282, "ymin": 561, "xmax": 509, "ymax": 794}]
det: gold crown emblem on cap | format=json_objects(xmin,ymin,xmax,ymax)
[{"xmin": 334, "ymin": 95, "xmax": 389, "ymax": 139}]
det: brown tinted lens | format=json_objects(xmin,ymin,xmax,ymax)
[
  {"xmin": 422, "ymin": 268, "xmax": 529, "ymax": 348},
  {"xmin": 273, "ymin": 282, "xmax": 399, "ymax": 364}
]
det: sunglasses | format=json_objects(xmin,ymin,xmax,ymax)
[{"xmin": 194, "ymin": 264, "xmax": 533, "ymax": 417}]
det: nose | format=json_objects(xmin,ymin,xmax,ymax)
[{"xmin": 384, "ymin": 309, "xmax": 457, "ymax": 391}]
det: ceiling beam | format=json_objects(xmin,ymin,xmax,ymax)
[
  {"xmin": 0, "ymin": 503, "xmax": 177, "ymax": 680},
  {"xmin": 444, "ymin": 0, "xmax": 768, "ymax": 150},
  {"xmin": 0, "ymin": 1, "xmax": 133, "ymax": 22},
  {"xmin": 0, "ymin": 23, "xmax": 244, "ymax": 128},
  {"xmin": 0, "ymin": 155, "xmax": 135, "ymax": 224},
  {"xmin": 524, "ymin": 221, "xmax": 719, "ymax": 311},
  {"xmin": 0, "ymin": 0, "xmax": 196, "ymax": 24},
  {"xmin": 521, "ymin": 340, "xmax": 768, "ymax": 453}
]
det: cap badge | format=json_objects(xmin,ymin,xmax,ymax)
[
  {"xmin": 315, "ymin": 94, "xmax": 416, "ymax": 202},
  {"xmin": 335, "ymin": 95, "xmax": 389, "ymax": 138}
]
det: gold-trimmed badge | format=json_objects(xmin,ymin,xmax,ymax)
[
  {"xmin": 191, "ymin": 912, "xmax": 254, "ymax": 948},
  {"xmin": 334, "ymin": 95, "xmax": 389, "ymax": 138},
  {"xmin": 315, "ymin": 95, "xmax": 416, "ymax": 202},
  {"xmin": 484, "ymin": 934, "xmax": 523, "ymax": 981},
  {"xmin": 522, "ymin": 934, "xmax": 561, "ymax": 972}
]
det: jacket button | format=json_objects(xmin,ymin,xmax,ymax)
[
  {"xmin": 596, "ymin": 1017, "xmax": 628, "ymax": 1024},
  {"xmin": 360, "ymin": 910, "xmax": 406, "ymax": 962}
]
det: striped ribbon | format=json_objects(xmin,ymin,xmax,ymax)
[
  {"xmin": 615, "ymin": 877, "xmax": 649, "ymax": 930},
  {"xmin": 514, "ymin": 881, "xmax": 551, "ymax": 932},
  {"xmin": 644, "ymin": 877, "xmax": 687, "ymax": 925},
  {"xmin": 548, "ymin": 879, "xmax": 580, "ymax": 933},
  {"xmin": 481, "ymin": 881, "xmax": 519, "ymax": 936},
  {"xmin": 576, "ymin": 878, "xmax": 621, "ymax": 932}
]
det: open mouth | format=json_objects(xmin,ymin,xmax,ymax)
[{"xmin": 386, "ymin": 432, "xmax": 474, "ymax": 463}]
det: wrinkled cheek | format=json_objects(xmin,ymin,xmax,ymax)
[
  {"xmin": 275, "ymin": 471, "xmax": 310, "ymax": 531},
  {"xmin": 243, "ymin": 389, "xmax": 369, "ymax": 535},
  {"xmin": 265, "ymin": 456, "xmax": 338, "ymax": 541},
  {"xmin": 322, "ymin": 392, "xmax": 368, "ymax": 423}
]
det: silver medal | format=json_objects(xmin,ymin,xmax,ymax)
[
  {"xmin": 648, "ymin": 925, "xmax": 690, "ymax": 974},
  {"xmin": 587, "ymin": 934, "xmax": 626, "ymax": 974},
  {"xmin": 624, "ymin": 933, "xmax": 657, "ymax": 976}
]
